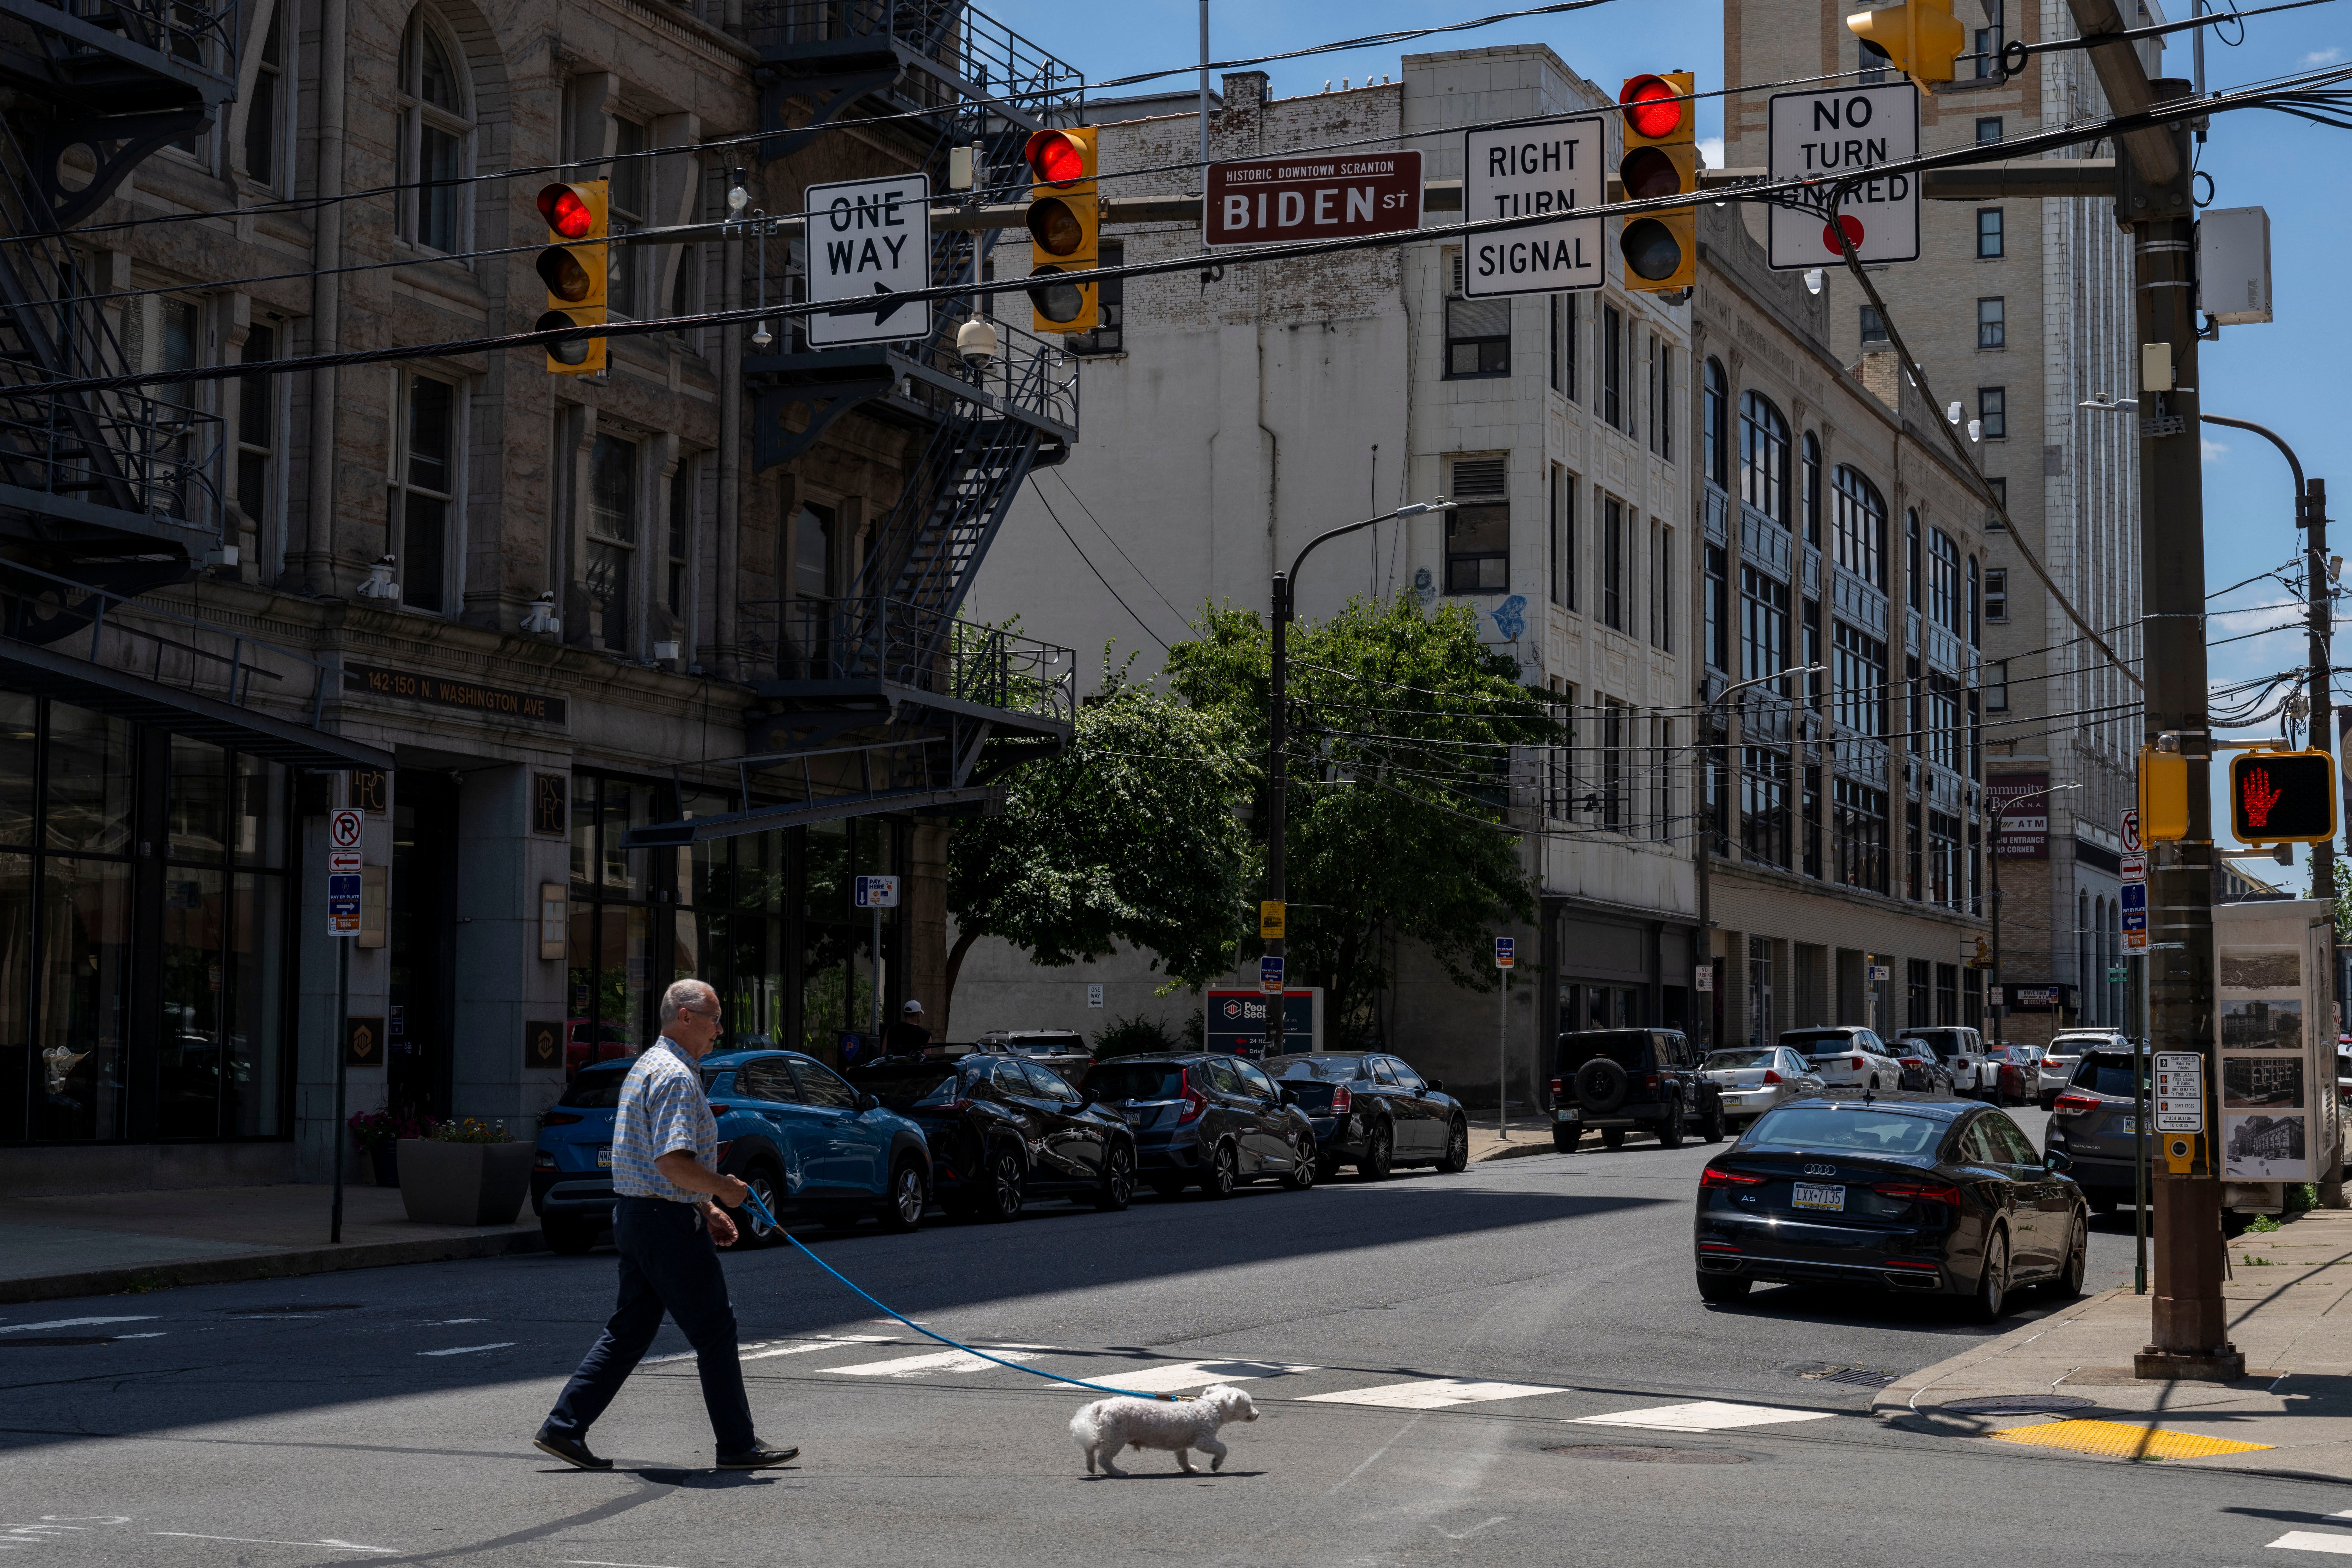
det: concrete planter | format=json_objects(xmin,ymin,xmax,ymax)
[{"xmin": 396, "ymin": 1139, "xmax": 534, "ymax": 1226}]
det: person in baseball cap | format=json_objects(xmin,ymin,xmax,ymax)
[{"xmin": 882, "ymin": 998, "xmax": 933, "ymax": 1059}]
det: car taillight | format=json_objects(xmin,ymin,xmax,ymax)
[
  {"xmin": 1644, "ymin": 1074, "xmax": 1660, "ymax": 1093},
  {"xmin": 543, "ymin": 1112, "xmax": 583, "ymax": 1126},
  {"xmin": 1330, "ymin": 1085, "xmax": 1352, "ymax": 1115},
  {"xmin": 1873, "ymin": 1179, "xmax": 1964, "ymax": 1206},
  {"xmin": 2052, "ymin": 1092, "xmax": 2103, "ymax": 1116},
  {"xmin": 1762, "ymin": 1069, "xmax": 1781, "ymax": 1085},
  {"xmin": 534, "ymin": 1150, "xmax": 556, "ymax": 1170},
  {"xmin": 1700, "ymin": 1166, "xmax": 1765, "ymax": 1188},
  {"xmin": 715, "ymin": 1140, "xmax": 733, "ymax": 1161},
  {"xmin": 1178, "ymin": 1070, "xmax": 1209, "ymax": 1124},
  {"xmin": 1549, "ymin": 1077, "xmax": 1564, "ymax": 1099},
  {"xmin": 1852, "ymin": 1057, "xmax": 1864, "ymax": 1070}
]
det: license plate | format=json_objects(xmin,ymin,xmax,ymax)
[
  {"xmin": 595, "ymin": 1145, "xmax": 613, "ymax": 1169},
  {"xmin": 2115, "ymin": 1118, "xmax": 2137, "ymax": 1134},
  {"xmin": 1555, "ymin": 1108, "xmax": 1578, "ymax": 1122},
  {"xmin": 1793, "ymin": 1183, "xmax": 1845, "ymax": 1212}
]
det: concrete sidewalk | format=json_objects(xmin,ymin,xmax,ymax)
[
  {"xmin": 1875, "ymin": 1207, "xmax": 2352, "ymax": 1478},
  {"xmin": 1469, "ymin": 1115, "xmax": 1560, "ymax": 1161},
  {"xmin": 0, "ymin": 1183, "xmax": 545, "ymax": 1305}
]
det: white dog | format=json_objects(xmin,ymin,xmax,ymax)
[{"xmin": 1070, "ymin": 1383, "xmax": 1259, "ymax": 1476}]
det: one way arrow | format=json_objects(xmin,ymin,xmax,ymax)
[{"xmin": 824, "ymin": 281, "xmax": 911, "ymax": 325}]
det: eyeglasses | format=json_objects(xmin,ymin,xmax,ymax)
[{"xmin": 681, "ymin": 1007, "xmax": 721, "ymax": 1022}]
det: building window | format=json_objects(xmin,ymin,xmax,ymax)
[
  {"xmin": 587, "ymin": 432, "xmax": 639, "ymax": 651},
  {"xmin": 1069, "ymin": 238, "xmax": 1124, "ymax": 355},
  {"xmin": 1802, "ymin": 596, "xmax": 1823, "ymax": 706},
  {"xmin": 1446, "ymin": 292, "xmax": 1510, "ymax": 378},
  {"xmin": 1967, "ymin": 556, "xmax": 1982, "ymax": 646},
  {"xmin": 1834, "ymin": 621, "xmax": 1887, "ymax": 739},
  {"xmin": 1860, "ymin": 305, "xmax": 1888, "ymax": 345},
  {"xmin": 1801, "ymin": 432, "xmax": 1823, "ymax": 545},
  {"xmin": 1832, "ymin": 464, "xmax": 1887, "ymax": 589},
  {"xmin": 1546, "ymin": 685, "xmax": 1578, "ymax": 821},
  {"xmin": 1601, "ymin": 698, "xmax": 1628, "ymax": 829},
  {"xmin": 1740, "ymin": 390, "xmax": 1791, "ymax": 527},
  {"xmin": 667, "ymin": 455, "xmax": 695, "ymax": 617},
  {"xmin": 1740, "ymin": 564, "xmax": 1788, "ymax": 689},
  {"xmin": 1858, "ymin": 35, "xmax": 1889, "ymax": 82},
  {"xmin": 243, "ymin": 5, "xmax": 285, "ymax": 186},
  {"xmin": 1905, "ymin": 509, "xmax": 1922, "ymax": 610},
  {"xmin": 1907, "ymin": 958, "xmax": 1931, "ymax": 1027},
  {"xmin": 1549, "ymin": 291, "xmax": 1575, "ymax": 399},
  {"xmin": 1985, "ymin": 566, "xmax": 2006, "ymax": 622},
  {"xmin": 1702, "ymin": 357, "xmax": 1730, "ymax": 489},
  {"xmin": 1650, "ymin": 524, "xmax": 1672, "ymax": 651},
  {"xmin": 389, "ymin": 371, "xmax": 458, "ymax": 613},
  {"xmin": 1703, "ymin": 542, "xmax": 1728, "ymax": 672},
  {"xmin": 236, "ymin": 324, "xmax": 277, "ymax": 533},
  {"xmin": 1985, "ymin": 659, "xmax": 2008, "ymax": 711},
  {"xmin": 1976, "ymin": 207, "xmax": 2004, "ymax": 259},
  {"xmin": 608, "ymin": 115, "xmax": 649, "ymax": 318},
  {"xmin": 397, "ymin": 9, "xmax": 473, "ymax": 255},
  {"xmin": 1977, "ymin": 386, "xmax": 2006, "ymax": 439},
  {"xmin": 1985, "ymin": 477, "xmax": 2008, "ymax": 520},
  {"xmin": 1973, "ymin": 11, "xmax": 2004, "ymax": 78},
  {"xmin": 1928, "ymin": 673, "xmax": 1962, "ymax": 773},
  {"xmin": 1602, "ymin": 305, "xmax": 1624, "ymax": 429},
  {"xmin": 1550, "ymin": 465, "xmax": 1575, "ymax": 610},
  {"xmin": 1977, "ymin": 296, "xmax": 2005, "ymax": 348},
  {"xmin": 1742, "ymin": 745, "xmax": 1790, "ymax": 871},
  {"xmin": 1801, "ymin": 764, "xmax": 1822, "ymax": 878},
  {"xmin": 1445, "ymin": 456, "xmax": 1509, "ymax": 594},
  {"xmin": 1601, "ymin": 496, "xmax": 1626, "ymax": 632},
  {"xmin": 1930, "ymin": 528, "xmax": 1961, "ymax": 632},
  {"xmin": 1652, "ymin": 716, "xmax": 1672, "ymax": 842},
  {"xmin": 1833, "ymin": 778, "xmax": 1889, "ymax": 894},
  {"xmin": 792, "ymin": 500, "xmax": 838, "ymax": 601},
  {"xmin": 1976, "ymin": 116, "xmax": 2003, "ymax": 145},
  {"xmin": 1647, "ymin": 337, "xmax": 1673, "ymax": 459}
]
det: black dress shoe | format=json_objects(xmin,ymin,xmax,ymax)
[
  {"xmin": 534, "ymin": 1429, "xmax": 614, "ymax": 1470},
  {"xmin": 716, "ymin": 1443, "xmax": 799, "ymax": 1470}
]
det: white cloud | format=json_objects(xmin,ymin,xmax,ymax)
[
  {"xmin": 2303, "ymin": 47, "xmax": 2343, "ymax": 66},
  {"xmin": 1699, "ymin": 137, "xmax": 1725, "ymax": 170},
  {"xmin": 2201, "ymin": 436, "xmax": 2229, "ymax": 461}
]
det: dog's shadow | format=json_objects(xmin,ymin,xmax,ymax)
[{"xmin": 1082, "ymin": 1469, "xmax": 1267, "ymax": 1480}]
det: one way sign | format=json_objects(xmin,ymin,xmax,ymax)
[{"xmin": 803, "ymin": 173, "xmax": 931, "ymax": 349}]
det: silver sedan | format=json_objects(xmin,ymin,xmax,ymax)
[{"xmin": 1700, "ymin": 1046, "xmax": 1824, "ymax": 1127}]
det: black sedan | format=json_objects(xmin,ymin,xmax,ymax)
[
  {"xmin": 848, "ymin": 1054, "xmax": 1137, "ymax": 1221},
  {"xmin": 1692, "ymin": 1098, "xmax": 2088, "ymax": 1321},
  {"xmin": 1264, "ymin": 1053, "xmax": 1470, "ymax": 1179},
  {"xmin": 1078, "ymin": 1054, "xmax": 1319, "ymax": 1199}
]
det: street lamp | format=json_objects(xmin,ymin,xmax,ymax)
[
  {"xmin": 1262, "ymin": 499, "xmax": 1458, "ymax": 1058},
  {"xmin": 1985, "ymin": 780, "xmax": 2080, "ymax": 1043},
  {"xmin": 1693, "ymin": 664, "xmax": 1824, "ymax": 1052}
]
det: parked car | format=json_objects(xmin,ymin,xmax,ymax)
[
  {"xmin": 1983, "ymin": 1044, "xmax": 2040, "ymax": 1107},
  {"xmin": 1692, "ymin": 1097, "xmax": 2088, "ymax": 1320},
  {"xmin": 1777, "ymin": 1027, "xmax": 1905, "ymax": 1092},
  {"xmin": 1265, "ymin": 1053, "xmax": 1471, "ymax": 1178},
  {"xmin": 1078, "ymin": 1054, "xmax": 1319, "ymax": 1199},
  {"xmin": 2042, "ymin": 1041, "xmax": 2152, "ymax": 1213},
  {"xmin": 1888, "ymin": 1039, "xmax": 1958, "ymax": 1096},
  {"xmin": 532, "ymin": 1049, "xmax": 931, "ymax": 1254},
  {"xmin": 1552, "ymin": 1029, "xmax": 1725, "ymax": 1151},
  {"xmin": 1893, "ymin": 1026, "xmax": 1994, "ymax": 1098},
  {"xmin": 1700, "ymin": 1047, "xmax": 1824, "ymax": 1128},
  {"xmin": 972, "ymin": 1030, "xmax": 1094, "ymax": 1086},
  {"xmin": 2037, "ymin": 1032, "xmax": 2114, "ymax": 1108},
  {"xmin": 847, "ymin": 1054, "xmax": 1136, "ymax": 1221}
]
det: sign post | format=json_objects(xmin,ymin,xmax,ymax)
[
  {"xmin": 853, "ymin": 875, "xmax": 900, "ymax": 1037},
  {"xmin": 1461, "ymin": 119, "xmax": 1605, "ymax": 298},
  {"xmin": 327, "ymin": 807, "xmax": 363, "ymax": 1245},
  {"xmin": 1495, "ymin": 936, "xmax": 1516, "ymax": 1141},
  {"xmin": 803, "ymin": 174, "xmax": 932, "ymax": 348},
  {"xmin": 1765, "ymin": 83, "xmax": 1921, "ymax": 270}
]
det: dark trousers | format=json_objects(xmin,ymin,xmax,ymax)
[{"xmin": 543, "ymin": 1196, "xmax": 756, "ymax": 1454}]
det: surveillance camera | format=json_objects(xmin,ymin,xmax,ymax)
[{"xmin": 957, "ymin": 313, "xmax": 1000, "ymax": 368}]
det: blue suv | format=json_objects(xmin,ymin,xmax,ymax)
[{"xmin": 532, "ymin": 1048, "xmax": 931, "ymax": 1253}]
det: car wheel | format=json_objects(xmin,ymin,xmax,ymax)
[
  {"xmin": 1868, "ymin": 1075, "xmax": 1881, "ymax": 1091},
  {"xmin": 1437, "ymin": 1117, "xmax": 1471, "ymax": 1174},
  {"xmin": 1972, "ymin": 1229, "xmax": 2011, "ymax": 1323},
  {"xmin": 1701, "ymin": 1102, "xmax": 1725, "ymax": 1145},
  {"xmin": 1696, "ymin": 1272, "xmax": 1752, "ymax": 1304},
  {"xmin": 1201, "ymin": 1141, "xmax": 1239, "ymax": 1199},
  {"xmin": 2050, "ymin": 1215, "xmax": 2087, "ymax": 1298},
  {"xmin": 1602, "ymin": 1127, "xmax": 1626, "ymax": 1150},
  {"xmin": 979, "ymin": 1146, "xmax": 1026, "ymax": 1222},
  {"xmin": 1655, "ymin": 1103, "xmax": 1685, "ymax": 1150},
  {"xmin": 1357, "ymin": 1121, "xmax": 1395, "ymax": 1180},
  {"xmin": 1095, "ymin": 1142, "xmax": 1136, "ymax": 1211},
  {"xmin": 878, "ymin": 1157, "xmax": 926, "ymax": 1233},
  {"xmin": 541, "ymin": 1219, "xmax": 597, "ymax": 1256},
  {"xmin": 738, "ymin": 1165, "xmax": 786, "ymax": 1248},
  {"xmin": 1281, "ymin": 1135, "xmax": 1319, "ymax": 1191}
]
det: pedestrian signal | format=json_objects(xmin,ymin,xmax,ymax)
[
  {"xmin": 1845, "ymin": 0, "xmax": 1967, "ymax": 86},
  {"xmin": 1024, "ymin": 128, "xmax": 1099, "ymax": 334},
  {"xmin": 1617, "ymin": 73, "xmax": 1697, "ymax": 294},
  {"xmin": 2227, "ymin": 749, "xmax": 2337, "ymax": 845},
  {"xmin": 535, "ymin": 182, "xmax": 608, "ymax": 375}
]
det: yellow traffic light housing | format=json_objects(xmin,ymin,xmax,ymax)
[
  {"xmin": 2228, "ymin": 749, "xmax": 2338, "ymax": 845},
  {"xmin": 1846, "ymin": 0, "xmax": 1968, "ymax": 86},
  {"xmin": 2138, "ymin": 746, "xmax": 2189, "ymax": 844},
  {"xmin": 1024, "ymin": 127, "xmax": 1099, "ymax": 335},
  {"xmin": 1616, "ymin": 73, "xmax": 1697, "ymax": 294},
  {"xmin": 535, "ymin": 181, "xmax": 608, "ymax": 375}
]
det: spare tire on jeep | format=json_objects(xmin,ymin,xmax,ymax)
[{"xmin": 1575, "ymin": 1057, "xmax": 1630, "ymax": 1115}]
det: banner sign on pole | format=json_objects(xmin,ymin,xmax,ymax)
[
  {"xmin": 852, "ymin": 874, "xmax": 900, "ymax": 908},
  {"xmin": 1259, "ymin": 955, "xmax": 1286, "ymax": 995},
  {"xmin": 1494, "ymin": 936, "xmax": 1515, "ymax": 969}
]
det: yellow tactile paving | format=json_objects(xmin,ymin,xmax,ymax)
[{"xmin": 1987, "ymin": 1419, "xmax": 2274, "ymax": 1459}]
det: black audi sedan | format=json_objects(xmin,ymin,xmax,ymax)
[
  {"xmin": 1077, "ymin": 1054, "xmax": 1319, "ymax": 1199},
  {"xmin": 1264, "ymin": 1053, "xmax": 1471, "ymax": 1178},
  {"xmin": 1691, "ymin": 1097, "xmax": 2088, "ymax": 1322},
  {"xmin": 847, "ymin": 1054, "xmax": 1137, "ymax": 1221}
]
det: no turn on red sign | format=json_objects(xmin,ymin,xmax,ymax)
[{"xmin": 1765, "ymin": 83, "xmax": 1919, "ymax": 270}]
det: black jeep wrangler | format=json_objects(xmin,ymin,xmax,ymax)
[{"xmin": 1551, "ymin": 1028, "xmax": 1725, "ymax": 1151}]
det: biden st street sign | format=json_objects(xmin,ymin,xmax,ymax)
[
  {"xmin": 1204, "ymin": 151, "xmax": 1422, "ymax": 246},
  {"xmin": 1765, "ymin": 83, "xmax": 1919, "ymax": 271},
  {"xmin": 803, "ymin": 173, "xmax": 932, "ymax": 348},
  {"xmin": 1462, "ymin": 118, "xmax": 1605, "ymax": 297}
]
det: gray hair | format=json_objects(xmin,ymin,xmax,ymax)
[{"xmin": 659, "ymin": 978, "xmax": 716, "ymax": 1026}]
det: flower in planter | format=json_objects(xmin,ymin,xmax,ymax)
[
  {"xmin": 349, "ymin": 1108, "xmax": 439, "ymax": 1148},
  {"xmin": 428, "ymin": 1117, "xmax": 512, "ymax": 1145}
]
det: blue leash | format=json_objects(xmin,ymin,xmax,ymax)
[{"xmin": 738, "ymin": 1191, "xmax": 1184, "ymax": 1402}]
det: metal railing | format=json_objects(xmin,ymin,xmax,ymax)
[
  {"xmin": 732, "ymin": 0, "xmax": 1083, "ymax": 122},
  {"xmin": 36, "ymin": 0, "xmax": 243, "ymax": 86},
  {"xmin": 738, "ymin": 594, "xmax": 1075, "ymax": 726}
]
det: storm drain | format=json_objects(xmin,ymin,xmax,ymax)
[
  {"xmin": 1544, "ymin": 1445, "xmax": 1749, "ymax": 1464},
  {"xmin": 1781, "ymin": 1361, "xmax": 1898, "ymax": 1388},
  {"xmin": 1943, "ymin": 1395, "xmax": 2097, "ymax": 1415},
  {"xmin": 1988, "ymin": 1420, "xmax": 2273, "ymax": 1459}
]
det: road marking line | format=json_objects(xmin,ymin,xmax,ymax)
[
  {"xmin": 0, "ymin": 1317, "xmax": 159, "ymax": 1334},
  {"xmin": 1085, "ymin": 1359, "xmax": 1317, "ymax": 1393},
  {"xmin": 2268, "ymin": 1531, "xmax": 2352, "ymax": 1554},
  {"xmin": 416, "ymin": 1342, "xmax": 517, "ymax": 1357},
  {"xmin": 151, "ymin": 1534, "xmax": 395, "ymax": 1552},
  {"xmin": 1300, "ymin": 1379, "xmax": 1564, "ymax": 1410},
  {"xmin": 827, "ymin": 1346, "xmax": 1042, "ymax": 1378},
  {"xmin": 560, "ymin": 1560, "xmax": 686, "ymax": 1567},
  {"xmin": 425, "ymin": 1318, "xmax": 490, "ymax": 1326},
  {"xmin": 647, "ymin": 1334, "xmax": 894, "ymax": 1367},
  {"xmin": 1571, "ymin": 1400, "xmax": 1837, "ymax": 1433}
]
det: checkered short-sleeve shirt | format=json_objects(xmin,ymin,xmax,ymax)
[{"xmin": 609, "ymin": 1037, "xmax": 716, "ymax": 1203}]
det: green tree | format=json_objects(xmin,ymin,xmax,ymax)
[
  {"xmin": 944, "ymin": 664, "xmax": 1252, "ymax": 1024},
  {"xmin": 1166, "ymin": 595, "xmax": 1562, "ymax": 1045}
]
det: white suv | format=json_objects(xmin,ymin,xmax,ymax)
[
  {"xmin": 2042, "ymin": 1031, "xmax": 2128, "ymax": 1110},
  {"xmin": 1776, "ymin": 1027, "xmax": 1906, "ymax": 1091},
  {"xmin": 1893, "ymin": 1026, "xmax": 1993, "ymax": 1098}
]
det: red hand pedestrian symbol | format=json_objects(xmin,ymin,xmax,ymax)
[{"xmin": 2240, "ymin": 765, "xmax": 2282, "ymax": 828}]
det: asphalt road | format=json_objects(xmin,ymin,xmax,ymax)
[{"xmin": 5, "ymin": 1113, "xmax": 2344, "ymax": 1568}]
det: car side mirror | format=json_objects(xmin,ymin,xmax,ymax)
[
  {"xmin": 1426, "ymin": 1078, "xmax": 1444, "ymax": 1093},
  {"xmin": 1278, "ymin": 1087, "xmax": 1299, "ymax": 1106},
  {"xmin": 856, "ymin": 1092, "xmax": 880, "ymax": 1112},
  {"xmin": 2044, "ymin": 1148, "xmax": 2073, "ymax": 1174}
]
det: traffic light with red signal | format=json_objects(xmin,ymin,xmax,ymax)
[
  {"xmin": 535, "ymin": 181, "xmax": 608, "ymax": 375},
  {"xmin": 2227, "ymin": 749, "xmax": 2337, "ymax": 845},
  {"xmin": 1845, "ymin": 0, "xmax": 1968, "ymax": 86},
  {"xmin": 1616, "ymin": 73, "xmax": 1697, "ymax": 294},
  {"xmin": 1024, "ymin": 127, "xmax": 1100, "ymax": 335}
]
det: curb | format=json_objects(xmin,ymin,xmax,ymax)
[
  {"xmin": 1475, "ymin": 1140, "xmax": 1556, "ymax": 1163},
  {"xmin": 0, "ymin": 1229, "xmax": 551, "ymax": 1305}
]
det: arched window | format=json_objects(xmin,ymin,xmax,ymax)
[
  {"xmin": 1832, "ymin": 465, "xmax": 1886, "ymax": 589},
  {"xmin": 398, "ymin": 9, "xmax": 473, "ymax": 255},
  {"xmin": 1702, "ymin": 358, "xmax": 1729, "ymax": 490},
  {"xmin": 1930, "ymin": 528, "xmax": 1961, "ymax": 632},
  {"xmin": 1740, "ymin": 390, "xmax": 1791, "ymax": 527},
  {"xmin": 2079, "ymin": 890, "xmax": 2093, "ymax": 1019},
  {"xmin": 1801, "ymin": 431, "xmax": 1823, "ymax": 546}
]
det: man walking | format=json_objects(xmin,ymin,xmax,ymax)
[
  {"xmin": 881, "ymin": 998, "xmax": 932, "ymax": 1060},
  {"xmin": 535, "ymin": 979, "xmax": 796, "ymax": 1471}
]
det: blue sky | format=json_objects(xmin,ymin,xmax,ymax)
[{"xmin": 991, "ymin": 0, "xmax": 2351, "ymax": 874}]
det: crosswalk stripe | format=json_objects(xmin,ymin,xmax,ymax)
[
  {"xmin": 827, "ymin": 1346, "xmax": 1043, "ymax": 1378},
  {"xmin": 1298, "ymin": 1378, "xmax": 1564, "ymax": 1410},
  {"xmin": 1571, "ymin": 1400, "xmax": 1836, "ymax": 1432},
  {"xmin": 648, "ymin": 1333, "xmax": 894, "ymax": 1367},
  {"xmin": 1078, "ymin": 1359, "xmax": 1316, "ymax": 1394},
  {"xmin": 2270, "ymin": 1531, "xmax": 2352, "ymax": 1555}
]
